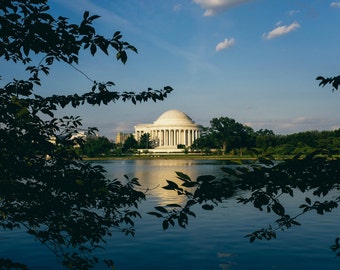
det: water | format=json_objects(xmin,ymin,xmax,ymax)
[{"xmin": 1, "ymin": 159, "xmax": 339, "ymax": 269}]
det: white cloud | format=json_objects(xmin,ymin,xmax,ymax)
[
  {"xmin": 263, "ymin": 21, "xmax": 300, "ymax": 40},
  {"xmin": 330, "ymin": 2, "xmax": 340, "ymax": 8},
  {"xmin": 216, "ymin": 37, "xmax": 235, "ymax": 51},
  {"xmin": 193, "ymin": 0, "xmax": 253, "ymax": 16}
]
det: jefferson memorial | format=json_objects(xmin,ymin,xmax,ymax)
[{"xmin": 134, "ymin": 110, "xmax": 203, "ymax": 152}]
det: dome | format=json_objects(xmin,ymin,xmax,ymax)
[{"xmin": 154, "ymin": 110, "xmax": 195, "ymax": 126}]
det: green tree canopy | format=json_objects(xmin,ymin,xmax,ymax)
[
  {"xmin": 122, "ymin": 134, "xmax": 138, "ymax": 153},
  {"xmin": 191, "ymin": 127, "xmax": 217, "ymax": 150},
  {"xmin": 138, "ymin": 133, "xmax": 151, "ymax": 149},
  {"xmin": 209, "ymin": 117, "xmax": 254, "ymax": 154},
  {"xmin": 82, "ymin": 135, "xmax": 114, "ymax": 157}
]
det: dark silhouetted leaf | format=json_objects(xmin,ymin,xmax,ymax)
[
  {"xmin": 196, "ymin": 175, "xmax": 215, "ymax": 183},
  {"xmin": 162, "ymin": 220, "xmax": 169, "ymax": 230},
  {"xmin": 155, "ymin": 206, "xmax": 168, "ymax": 213},
  {"xmin": 175, "ymin": 171, "xmax": 191, "ymax": 182},
  {"xmin": 181, "ymin": 181, "xmax": 197, "ymax": 188},
  {"xmin": 202, "ymin": 204, "xmax": 214, "ymax": 210},
  {"xmin": 147, "ymin": 212, "xmax": 163, "ymax": 218}
]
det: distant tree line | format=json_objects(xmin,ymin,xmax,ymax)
[
  {"xmin": 79, "ymin": 133, "xmax": 154, "ymax": 157},
  {"xmin": 192, "ymin": 117, "xmax": 340, "ymax": 156},
  {"xmin": 80, "ymin": 135, "xmax": 114, "ymax": 157},
  {"xmin": 80, "ymin": 117, "xmax": 340, "ymax": 157}
]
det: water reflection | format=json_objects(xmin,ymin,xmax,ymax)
[
  {"xmin": 100, "ymin": 159, "xmax": 229, "ymax": 205},
  {"xmin": 3, "ymin": 158, "xmax": 339, "ymax": 270},
  {"xmin": 98, "ymin": 158, "xmax": 340, "ymax": 270}
]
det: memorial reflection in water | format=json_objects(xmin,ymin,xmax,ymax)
[
  {"xmin": 2, "ymin": 159, "xmax": 339, "ymax": 270},
  {"xmin": 100, "ymin": 159, "xmax": 340, "ymax": 270}
]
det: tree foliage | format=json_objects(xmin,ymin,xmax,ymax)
[
  {"xmin": 122, "ymin": 134, "xmax": 139, "ymax": 153},
  {"xmin": 191, "ymin": 127, "xmax": 218, "ymax": 151},
  {"xmin": 0, "ymin": 1, "xmax": 172, "ymax": 269},
  {"xmin": 157, "ymin": 68, "xmax": 340, "ymax": 259},
  {"xmin": 138, "ymin": 133, "xmax": 152, "ymax": 149},
  {"xmin": 2, "ymin": 1, "xmax": 340, "ymax": 268},
  {"xmin": 193, "ymin": 121, "xmax": 340, "ymax": 157},
  {"xmin": 81, "ymin": 135, "xmax": 114, "ymax": 157},
  {"xmin": 202, "ymin": 117, "xmax": 255, "ymax": 154},
  {"xmin": 150, "ymin": 152, "xmax": 340, "ymax": 256},
  {"xmin": 316, "ymin": 75, "xmax": 340, "ymax": 92}
]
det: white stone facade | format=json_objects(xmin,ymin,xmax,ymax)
[{"xmin": 134, "ymin": 110, "xmax": 203, "ymax": 152}]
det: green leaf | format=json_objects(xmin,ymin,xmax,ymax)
[
  {"xmin": 88, "ymin": 15, "xmax": 100, "ymax": 21},
  {"xmin": 272, "ymin": 203, "xmax": 285, "ymax": 216},
  {"xmin": 220, "ymin": 167, "xmax": 238, "ymax": 176},
  {"xmin": 166, "ymin": 204, "xmax": 182, "ymax": 208},
  {"xmin": 162, "ymin": 180, "xmax": 179, "ymax": 190},
  {"xmin": 155, "ymin": 206, "xmax": 168, "ymax": 213},
  {"xmin": 175, "ymin": 171, "xmax": 191, "ymax": 182},
  {"xmin": 181, "ymin": 181, "xmax": 197, "ymax": 188},
  {"xmin": 162, "ymin": 220, "xmax": 169, "ymax": 230},
  {"xmin": 41, "ymin": 108, "xmax": 54, "ymax": 117},
  {"xmin": 202, "ymin": 204, "xmax": 214, "ymax": 210},
  {"xmin": 98, "ymin": 41, "xmax": 109, "ymax": 55},
  {"xmin": 147, "ymin": 212, "xmax": 163, "ymax": 218},
  {"xmin": 249, "ymin": 236, "xmax": 256, "ymax": 243},
  {"xmin": 6, "ymin": 13, "xmax": 21, "ymax": 21},
  {"xmin": 83, "ymin": 11, "xmax": 89, "ymax": 19},
  {"xmin": 291, "ymin": 220, "xmax": 301, "ymax": 226},
  {"xmin": 186, "ymin": 200, "xmax": 196, "ymax": 207},
  {"xmin": 23, "ymin": 43, "xmax": 30, "ymax": 56},
  {"xmin": 117, "ymin": 51, "xmax": 127, "ymax": 64},
  {"xmin": 196, "ymin": 175, "xmax": 215, "ymax": 183},
  {"xmin": 168, "ymin": 219, "xmax": 175, "ymax": 227},
  {"xmin": 90, "ymin": 43, "xmax": 97, "ymax": 56}
]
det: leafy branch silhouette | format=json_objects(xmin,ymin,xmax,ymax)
[{"xmin": 149, "ymin": 151, "xmax": 340, "ymax": 256}]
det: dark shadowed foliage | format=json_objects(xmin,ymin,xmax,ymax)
[
  {"xmin": 0, "ymin": 1, "xmax": 172, "ymax": 269},
  {"xmin": 317, "ymin": 75, "xmax": 340, "ymax": 92},
  {"xmin": 149, "ymin": 151, "xmax": 340, "ymax": 257},
  {"xmin": 2, "ymin": 1, "xmax": 340, "ymax": 269}
]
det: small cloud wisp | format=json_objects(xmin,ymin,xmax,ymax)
[
  {"xmin": 263, "ymin": 21, "xmax": 300, "ymax": 40},
  {"xmin": 216, "ymin": 37, "xmax": 235, "ymax": 51},
  {"xmin": 193, "ymin": 0, "xmax": 253, "ymax": 16}
]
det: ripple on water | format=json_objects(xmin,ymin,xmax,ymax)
[{"xmin": 2, "ymin": 160, "xmax": 340, "ymax": 270}]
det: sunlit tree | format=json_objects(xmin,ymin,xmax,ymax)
[{"xmin": 209, "ymin": 117, "xmax": 253, "ymax": 154}]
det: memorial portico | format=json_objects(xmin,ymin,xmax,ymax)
[{"xmin": 134, "ymin": 110, "xmax": 203, "ymax": 152}]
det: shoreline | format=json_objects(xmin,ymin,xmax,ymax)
[{"xmin": 82, "ymin": 154, "xmax": 260, "ymax": 161}]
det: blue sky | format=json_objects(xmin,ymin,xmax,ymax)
[{"xmin": 7, "ymin": 0, "xmax": 340, "ymax": 139}]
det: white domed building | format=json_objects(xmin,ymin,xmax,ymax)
[{"xmin": 134, "ymin": 110, "xmax": 203, "ymax": 152}]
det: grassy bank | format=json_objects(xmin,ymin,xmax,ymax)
[{"xmin": 83, "ymin": 153, "xmax": 263, "ymax": 162}]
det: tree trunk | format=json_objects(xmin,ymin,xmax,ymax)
[{"xmin": 222, "ymin": 143, "xmax": 227, "ymax": 155}]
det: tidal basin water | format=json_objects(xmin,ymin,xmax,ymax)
[{"xmin": 2, "ymin": 159, "xmax": 340, "ymax": 269}]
